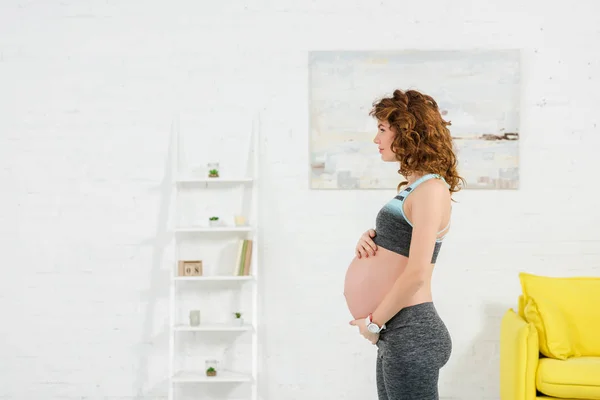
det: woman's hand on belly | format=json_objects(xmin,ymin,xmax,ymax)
[
  {"xmin": 349, "ymin": 317, "xmax": 379, "ymax": 344},
  {"xmin": 355, "ymin": 228, "xmax": 378, "ymax": 258}
]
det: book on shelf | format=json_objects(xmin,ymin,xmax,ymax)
[{"xmin": 233, "ymin": 239, "xmax": 253, "ymax": 276}]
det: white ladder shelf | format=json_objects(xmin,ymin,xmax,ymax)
[{"xmin": 167, "ymin": 115, "xmax": 260, "ymax": 400}]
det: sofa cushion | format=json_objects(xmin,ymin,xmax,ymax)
[
  {"xmin": 536, "ymin": 356, "xmax": 600, "ymax": 399},
  {"xmin": 520, "ymin": 272, "xmax": 600, "ymax": 358},
  {"xmin": 523, "ymin": 296, "xmax": 576, "ymax": 359}
]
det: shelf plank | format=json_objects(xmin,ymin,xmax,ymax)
[
  {"xmin": 172, "ymin": 370, "xmax": 252, "ymax": 383},
  {"xmin": 173, "ymin": 276, "xmax": 253, "ymax": 281},
  {"xmin": 175, "ymin": 226, "xmax": 252, "ymax": 233},
  {"xmin": 174, "ymin": 323, "xmax": 252, "ymax": 332},
  {"xmin": 176, "ymin": 177, "xmax": 253, "ymax": 184}
]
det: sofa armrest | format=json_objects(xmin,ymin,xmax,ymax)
[{"xmin": 500, "ymin": 308, "xmax": 539, "ymax": 400}]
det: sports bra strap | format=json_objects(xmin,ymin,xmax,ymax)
[
  {"xmin": 404, "ymin": 173, "xmax": 449, "ymax": 192},
  {"xmin": 400, "ymin": 173, "xmax": 451, "ymax": 236}
]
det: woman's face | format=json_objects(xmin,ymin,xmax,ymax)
[{"xmin": 373, "ymin": 120, "xmax": 397, "ymax": 162}]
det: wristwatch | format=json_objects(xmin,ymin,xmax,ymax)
[{"xmin": 366, "ymin": 313, "xmax": 386, "ymax": 333}]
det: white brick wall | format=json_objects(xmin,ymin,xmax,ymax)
[{"xmin": 2, "ymin": 0, "xmax": 600, "ymax": 399}]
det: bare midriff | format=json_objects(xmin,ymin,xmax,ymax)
[{"xmin": 343, "ymin": 246, "xmax": 433, "ymax": 320}]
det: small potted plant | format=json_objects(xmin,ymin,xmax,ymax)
[
  {"xmin": 205, "ymin": 359, "xmax": 218, "ymax": 376},
  {"xmin": 233, "ymin": 312, "xmax": 243, "ymax": 326},
  {"xmin": 207, "ymin": 162, "xmax": 220, "ymax": 178},
  {"xmin": 208, "ymin": 216, "xmax": 219, "ymax": 227}
]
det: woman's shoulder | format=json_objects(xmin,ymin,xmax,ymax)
[{"xmin": 411, "ymin": 177, "xmax": 451, "ymax": 204}]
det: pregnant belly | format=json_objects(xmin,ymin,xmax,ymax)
[{"xmin": 343, "ymin": 248, "xmax": 407, "ymax": 319}]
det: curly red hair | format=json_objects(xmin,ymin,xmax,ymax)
[{"xmin": 369, "ymin": 89, "xmax": 465, "ymax": 194}]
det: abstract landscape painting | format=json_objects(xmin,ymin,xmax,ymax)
[{"xmin": 308, "ymin": 50, "xmax": 521, "ymax": 190}]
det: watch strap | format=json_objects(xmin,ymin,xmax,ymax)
[{"xmin": 367, "ymin": 313, "xmax": 386, "ymax": 332}]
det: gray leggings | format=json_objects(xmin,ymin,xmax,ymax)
[{"xmin": 375, "ymin": 302, "xmax": 452, "ymax": 400}]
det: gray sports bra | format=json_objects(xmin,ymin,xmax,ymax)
[{"xmin": 372, "ymin": 173, "xmax": 451, "ymax": 264}]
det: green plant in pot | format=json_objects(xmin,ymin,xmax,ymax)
[
  {"xmin": 206, "ymin": 367, "xmax": 217, "ymax": 377},
  {"xmin": 209, "ymin": 216, "xmax": 219, "ymax": 227},
  {"xmin": 234, "ymin": 312, "xmax": 244, "ymax": 326},
  {"xmin": 208, "ymin": 169, "xmax": 219, "ymax": 178}
]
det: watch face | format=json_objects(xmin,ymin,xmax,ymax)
[{"xmin": 367, "ymin": 324, "xmax": 379, "ymax": 333}]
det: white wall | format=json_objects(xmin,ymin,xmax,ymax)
[{"xmin": 2, "ymin": 0, "xmax": 600, "ymax": 399}]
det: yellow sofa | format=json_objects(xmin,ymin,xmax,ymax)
[{"xmin": 500, "ymin": 273, "xmax": 600, "ymax": 400}]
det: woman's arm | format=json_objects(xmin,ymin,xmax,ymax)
[{"xmin": 370, "ymin": 181, "xmax": 448, "ymax": 327}]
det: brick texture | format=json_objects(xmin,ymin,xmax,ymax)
[{"xmin": 1, "ymin": 0, "xmax": 600, "ymax": 399}]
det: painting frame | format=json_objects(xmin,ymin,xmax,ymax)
[{"xmin": 308, "ymin": 49, "xmax": 521, "ymax": 190}]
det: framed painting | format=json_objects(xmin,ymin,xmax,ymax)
[{"xmin": 308, "ymin": 49, "xmax": 521, "ymax": 190}]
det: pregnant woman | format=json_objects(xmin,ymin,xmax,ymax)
[{"xmin": 344, "ymin": 89, "xmax": 464, "ymax": 400}]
